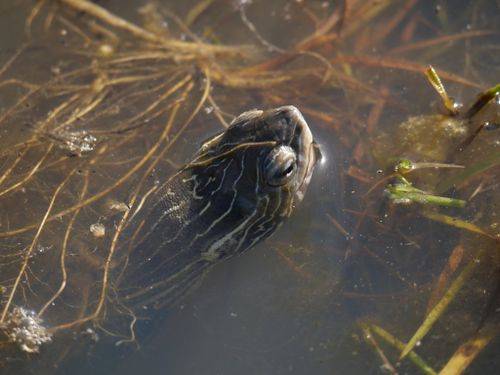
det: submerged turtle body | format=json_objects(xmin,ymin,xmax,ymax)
[{"xmin": 0, "ymin": 105, "xmax": 320, "ymax": 361}]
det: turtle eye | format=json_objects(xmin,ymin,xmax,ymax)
[{"xmin": 263, "ymin": 146, "xmax": 297, "ymax": 186}]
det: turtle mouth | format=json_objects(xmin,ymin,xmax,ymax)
[
  {"xmin": 295, "ymin": 138, "xmax": 320, "ymax": 202},
  {"xmin": 273, "ymin": 105, "xmax": 320, "ymax": 201}
]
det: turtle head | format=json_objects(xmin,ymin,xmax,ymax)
[{"xmin": 184, "ymin": 105, "xmax": 320, "ymax": 259}]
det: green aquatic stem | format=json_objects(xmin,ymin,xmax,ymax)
[
  {"xmin": 385, "ymin": 177, "xmax": 466, "ymax": 208},
  {"xmin": 359, "ymin": 324, "xmax": 398, "ymax": 375},
  {"xmin": 425, "ymin": 65, "xmax": 458, "ymax": 116},
  {"xmin": 395, "ymin": 159, "xmax": 465, "ymax": 174},
  {"xmin": 359, "ymin": 322, "xmax": 437, "ymax": 375},
  {"xmin": 463, "ymin": 83, "xmax": 500, "ymax": 119},
  {"xmin": 421, "ymin": 211, "xmax": 498, "ymax": 240},
  {"xmin": 399, "ymin": 257, "xmax": 480, "ymax": 360},
  {"xmin": 436, "ymin": 151, "xmax": 500, "ymax": 193}
]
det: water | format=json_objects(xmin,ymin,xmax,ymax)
[{"xmin": 0, "ymin": 1, "xmax": 499, "ymax": 374}]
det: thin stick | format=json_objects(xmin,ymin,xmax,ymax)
[
  {"xmin": 37, "ymin": 171, "xmax": 90, "ymax": 318},
  {"xmin": 0, "ymin": 144, "xmax": 54, "ymax": 198},
  {"xmin": 0, "ymin": 147, "xmax": 29, "ymax": 187},
  {"xmin": 58, "ymin": 0, "xmax": 247, "ymax": 56},
  {"xmin": 25, "ymin": 0, "xmax": 46, "ymax": 37},
  {"xmin": 0, "ymin": 168, "xmax": 76, "ymax": 322}
]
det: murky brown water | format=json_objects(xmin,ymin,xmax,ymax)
[{"xmin": 0, "ymin": 1, "xmax": 499, "ymax": 374}]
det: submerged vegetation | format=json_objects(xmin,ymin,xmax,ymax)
[
  {"xmin": 0, "ymin": 0, "xmax": 498, "ymax": 373},
  {"xmin": 366, "ymin": 65, "xmax": 500, "ymax": 374}
]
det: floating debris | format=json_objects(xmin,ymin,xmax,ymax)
[
  {"xmin": 90, "ymin": 223, "xmax": 106, "ymax": 238},
  {"xmin": 96, "ymin": 43, "xmax": 115, "ymax": 58},
  {"xmin": 48, "ymin": 129, "xmax": 97, "ymax": 157},
  {"xmin": 106, "ymin": 199, "xmax": 130, "ymax": 213},
  {"xmin": 0, "ymin": 307, "xmax": 52, "ymax": 353},
  {"xmin": 36, "ymin": 244, "xmax": 53, "ymax": 254},
  {"xmin": 80, "ymin": 327, "xmax": 99, "ymax": 343}
]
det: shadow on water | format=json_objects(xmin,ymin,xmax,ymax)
[{"xmin": 0, "ymin": 0, "xmax": 499, "ymax": 374}]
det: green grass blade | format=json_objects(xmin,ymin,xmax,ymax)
[{"xmin": 400, "ymin": 259, "xmax": 478, "ymax": 359}]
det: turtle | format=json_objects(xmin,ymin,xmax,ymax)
[
  {"xmin": 122, "ymin": 105, "xmax": 322, "ymax": 310},
  {"xmin": 0, "ymin": 104, "xmax": 321, "ymax": 368}
]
